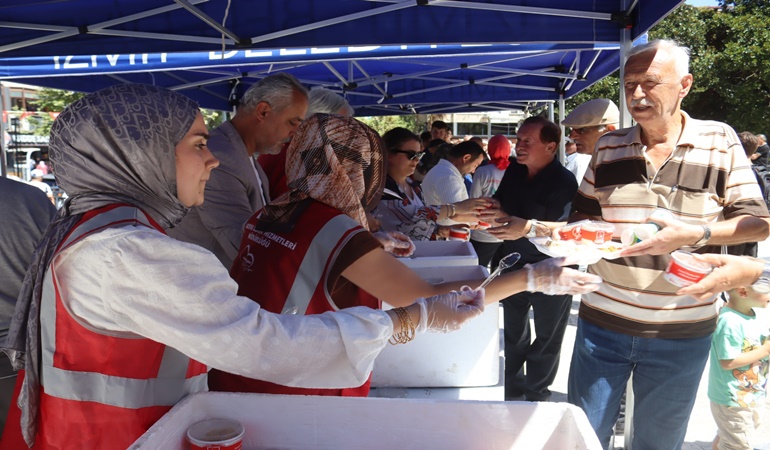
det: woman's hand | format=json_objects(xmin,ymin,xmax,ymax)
[
  {"xmin": 416, "ymin": 286, "xmax": 485, "ymax": 333},
  {"xmin": 436, "ymin": 226, "xmax": 452, "ymax": 238},
  {"xmin": 525, "ymin": 257, "xmax": 603, "ymax": 295},
  {"xmin": 372, "ymin": 231, "xmax": 416, "ymax": 257},
  {"xmin": 675, "ymin": 254, "xmax": 765, "ymax": 300},
  {"xmin": 454, "ymin": 197, "xmax": 498, "ymax": 215},
  {"xmin": 452, "ymin": 197, "xmax": 498, "ymax": 223}
]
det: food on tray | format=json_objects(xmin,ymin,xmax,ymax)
[
  {"xmin": 530, "ymin": 236, "xmax": 626, "ymax": 264},
  {"xmin": 596, "ymin": 244, "xmax": 623, "ymax": 253},
  {"xmin": 543, "ymin": 238, "xmax": 577, "ymax": 252}
]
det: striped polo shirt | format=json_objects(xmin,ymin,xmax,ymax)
[{"xmin": 573, "ymin": 112, "xmax": 769, "ymax": 339}]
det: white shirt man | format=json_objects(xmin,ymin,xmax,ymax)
[
  {"xmin": 563, "ymin": 138, "xmax": 591, "ymax": 182},
  {"xmin": 421, "ymin": 141, "xmax": 485, "ymax": 226}
]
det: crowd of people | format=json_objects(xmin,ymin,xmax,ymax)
[
  {"xmin": 0, "ymin": 38, "xmax": 768, "ymax": 450},
  {"xmin": 0, "ymin": 80, "xmax": 599, "ymax": 448}
]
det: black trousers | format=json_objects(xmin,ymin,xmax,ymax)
[{"xmin": 502, "ymin": 290, "xmax": 572, "ymax": 401}]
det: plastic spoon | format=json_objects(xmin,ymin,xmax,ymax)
[{"xmin": 476, "ymin": 252, "xmax": 521, "ymax": 290}]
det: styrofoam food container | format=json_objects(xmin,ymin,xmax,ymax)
[
  {"xmin": 396, "ymin": 240, "xmax": 478, "ymax": 268},
  {"xmin": 371, "ymin": 264, "xmax": 498, "ymax": 387},
  {"xmin": 130, "ymin": 392, "xmax": 603, "ymax": 450}
]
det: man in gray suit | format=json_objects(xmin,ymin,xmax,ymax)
[{"xmin": 168, "ymin": 73, "xmax": 309, "ymax": 268}]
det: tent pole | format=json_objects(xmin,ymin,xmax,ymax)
[
  {"xmin": 619, "ymin": 28, "xmax": 633, "ymax": 128},
  {"xmin": 619, "ymin": 9, "xmax": 634, "ymax": 450},
  {"xmin": 558, "ymin": 94, "xmax": 565, "ymax": 165},
  {"xmin": 0, "ymin": 83, "xmax": 6, "ymax": 178},
  {"xmin": 0, "ymin": 120, "xmax": 6, "ymax": 178}
]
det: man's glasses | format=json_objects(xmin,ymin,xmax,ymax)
[{"xmin": 392, "ymin": 150, "xmax": 425, "ymax": 161}]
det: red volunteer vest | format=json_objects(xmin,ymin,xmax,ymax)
[
  {"xmin": 1, "ymin": 205, "xmax": 208, "ymax": 450},
  {"xmin": 208, "ymin": 200, "xmax": 379, "ymax": 397}
]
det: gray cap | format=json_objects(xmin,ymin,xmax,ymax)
[{"xmin": 562, "ymin": 99, "xmax": 620, "ymax": 128}]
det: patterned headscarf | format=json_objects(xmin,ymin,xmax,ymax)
[
  {"xmin": 2, "ymin": 84, "xmax": 199, "ymax": 446},
  {"xmin": 260, "ymin": 114, "xmax": 385, "ymax": 230},
  {"xmin": 487, "ymin": 134, "xmax": 512, "ymax": 170}
]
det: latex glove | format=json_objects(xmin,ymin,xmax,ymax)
[
  {"xmin": 525, "ymin": 257, "xmax": 603, "ymax": 295},
  {"xmin": 415, "ymin": 286, "xmax": 485, "ymax": 333},
  {"xmin": 373, "ymin": 231, "xmax": 415, "ymax": 257}
]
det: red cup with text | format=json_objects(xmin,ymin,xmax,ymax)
[
  {"xmin": 448, "ymin": 226, "xmax": 471, "ymax": 241},
  {"xmin": 558, "ymin": 224, "xmax": 582, "ymax": 241},
  {"xmin": 580, "ymin": 221, "xmax": 615, "ymax": 244},
  {"xmin": 557, "ymin": 219, "xmax": 591, "ymax": 241},
  {"xmin": 187, "ymin": 418, "xmax": 244, "ymax": 450},
  {"xmin": 664, "ymin": 250, "xmax": 713, "ymax": 287}
]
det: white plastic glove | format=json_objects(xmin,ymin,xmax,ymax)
[
  {"xmin": 525, "ymin": 257, "xmax": 603, "ymax": 295},
  {"xmin": 373, "ymin": 231, "xmax": 415, "ymax": 257},
  {"xmin": 415, "ymin": 286, "xmax": 485, "ymax": 333}
]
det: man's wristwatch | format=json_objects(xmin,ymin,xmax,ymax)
[
  {"xmin": 693, "ymin": 224, "xmax": 711, "ymax": 247},
  {"xmin": 526, "ymin": 219, "xmax": 538, "ymax": 238},
  {"xmin": 751, "ymin": 263, "xmax": 770, "ymax": 294}
]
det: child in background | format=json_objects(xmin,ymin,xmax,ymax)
[{"xmin": 708, "ymin": 284, "xmax": 770, "ymax": 450}]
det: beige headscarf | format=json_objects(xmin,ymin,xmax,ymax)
[{"xmin": 260, "ymin": 114, "xmax": 385, "ymax": 229}]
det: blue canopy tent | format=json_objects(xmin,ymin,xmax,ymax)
[
  {"xmin": 1, "ymin": 1, "xmax": 680, "ymax": 57},
  {"xmin": 1, "ymin": 42, "xmax": 633, "ymax": 115},
  {"xmin": 0, "ymin": 0, "xmax": 683, "ymax": 114}
]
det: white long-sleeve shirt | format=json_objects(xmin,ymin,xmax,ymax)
[
  {"xmin": 421, "ymin": 159, "xmax": 468, "ymax": 226},
  {"xmin": 469, "ymin": 164, "xmax": 505, "ymax": 243},
  {"xmin": 564, "ymin": 152, "xmax": 591, "ymax": 183},
  {"xmin": 53, "ymin": 224, "xmax": 393, "ymax": 388}
]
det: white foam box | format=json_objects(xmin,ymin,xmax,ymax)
[
  {"xmin": 397, "ymin": 240, "xmax": 478, "ymax": 268},
  {"xmin": 130, "ymin": 392, "xmax": 603, "ymax": 450},
  {"xmin": 371, "ymin": 264, "xmax": 499, "ymax": 388}
]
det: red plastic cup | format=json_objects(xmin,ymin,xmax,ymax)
[
  {"xmin": 580, "ymin": 221, "xmax": 615, "ymax": 244},
  {"xmin": 187, "ymin": 418, "xmax": 244, "ymax": 450},
  {"xmin": 558, "ymin": 224, "xmax": 582, "ymax": 241},
  {"xmin": 448, "ymin": 226, "xmax": 470, "ymax": 241},
  {"xmin": 664, "ymin": 250, "xmax": 713, "ymax": 287}
]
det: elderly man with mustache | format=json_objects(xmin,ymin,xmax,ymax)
[{"xmin": 566, "ymin": 39, "xmax": 770, "ymax": 450}]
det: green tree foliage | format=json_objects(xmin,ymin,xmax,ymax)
[
  {"xmin": 357, "ymin": 114, "xmax": 420, "ymax": 136},
  {"xmin": 570, "ymin": 3, "xmax": 770, "ymax": 134},
  {"xmin": 30, "ymin": 89, "xmax": 86, "ymax": 136},
  {"xmin": 201, "ymin": 109, "xmax": 226, "ymax": 129}
]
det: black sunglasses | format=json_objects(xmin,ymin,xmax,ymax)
[
  {"xmin": 392, "ymin": 149, "xmax": 425, "ymax": 161},
  {"xmin": 568, "ymin": 126, "xmax": 603, "ymax": 135}
]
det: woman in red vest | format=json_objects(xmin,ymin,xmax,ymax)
[
  {"xmin": 209, "ymin": 114, "xmax": 603, "ymax": 397},
  {"xmin": 0, "ymin": 84, "xmax": 488, "ymax": 450}
]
